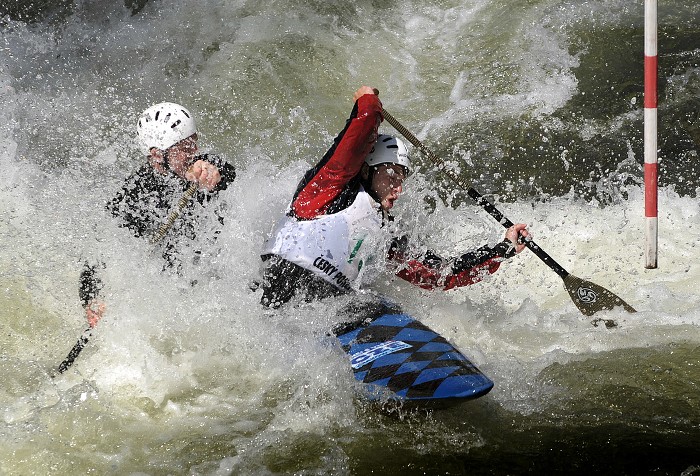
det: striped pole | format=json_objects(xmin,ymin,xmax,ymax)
[{"xmin": 644, "ymin": 0, "xmax": 658, "ymax": 269}]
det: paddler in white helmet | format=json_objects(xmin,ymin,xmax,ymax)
[
  {"xmin": 79, "ymin": 102, "xmax": 236, "ymax": 329},
  {"xmin": 259, "ymin": 85, "xmax": 529, "ymax": 309}
]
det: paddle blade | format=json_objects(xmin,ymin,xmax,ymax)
[{"xmin": 563, "ymin": 274, "xmax": 636, "ymax": 316}]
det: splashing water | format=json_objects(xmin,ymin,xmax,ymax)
[{"xmin": 1, "ymin": 0, "xmax": 699, "ymax": 474}]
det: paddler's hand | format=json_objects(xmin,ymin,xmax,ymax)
[
  {"xmin": 185, "ymin": 159, "xmax": 221, "ymax": 192},
  {"xmin": 85, "ymin": 299, "xmax": 106, "ymax": 329},
  {"xmin": 505, "ymin": 223, "xmax": 530, "ymax": 254},
  {"xmin": 353, "ymin": 85, "xmax": 378, "ymax": 102}
]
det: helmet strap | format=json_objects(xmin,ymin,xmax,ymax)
[{"xmin": 361, "ymin": 165, "xmax": 381, "ymax": 204}]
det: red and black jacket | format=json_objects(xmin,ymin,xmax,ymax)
[
  {"xmin": 277, "ymin": 92, "xmax": 514, "ymax": 292},
  {"xmin": 290, "ymin": 93, "xmax": 382, "ymax": 220}
]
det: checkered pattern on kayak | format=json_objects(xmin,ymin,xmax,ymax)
[{"xmin": 336, "ymin": 313, "xmax": 493, "ymax": 400}]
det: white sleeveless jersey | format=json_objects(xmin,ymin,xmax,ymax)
[{"xmin": 262, "ymin": 187, "xmax": 383, "ymax": 292}]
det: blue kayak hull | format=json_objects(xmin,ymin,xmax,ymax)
[{"xmin": 335, "ymin": 313, "xmax": 493, "ymax": 401}]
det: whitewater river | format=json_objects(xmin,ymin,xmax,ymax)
[{"xmin": 1, "ymin": 0, "xmax": 699, "ymax": 474}]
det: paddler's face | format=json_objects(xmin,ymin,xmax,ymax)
[
  {"xmin": 149, "ymin": 133, "xmax": 199, "ymax": 177},
  {"xmin": 370, "ymin": 164, "xmax": 407, "ymax": 211}
]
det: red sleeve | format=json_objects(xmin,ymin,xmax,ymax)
[
  {"xmin": 292, "ymin": 94, "xmax": 382, "ymax": 219},
  {"xmin": 388, "ymin": 240, "xmax": 512, "ymax": 291},
  {"xmin": 394, "ymin": 258, "xmax": 503, "ymax": 290}
]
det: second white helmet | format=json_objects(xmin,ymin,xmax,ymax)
[
  {"xmin": 137, "ymin": 102, "xmax": 197, "ymax": 154},
  {"xmin": 365, "ymin": 134, "xmax": 410, "ymax": 173}
]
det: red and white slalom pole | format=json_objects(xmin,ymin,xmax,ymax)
[{"xmin": 644, "ymin": 0, "xmax": 658, "ymax": 269}]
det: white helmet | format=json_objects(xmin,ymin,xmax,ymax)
[
  {"xmin": 365, "ymin": 134, "xmax": 410, "ymax": 173},
  {"xmin": 136, "ymin": 102, "xmax": 197, "ymax": 154}
]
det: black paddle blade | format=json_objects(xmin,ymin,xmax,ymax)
[{"xmin": 563, "ymin": 274, "xmax": 636, "ymax": 316}]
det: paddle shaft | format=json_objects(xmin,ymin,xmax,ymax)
[
  {"xmin": 57, "ymin": 181, "xmax": 199, "ymax": 374},
  {"xmin": 382, "ymin": 109, "xmax": 569, "ymax": 279},
  {"xmin": 382, "ymin": 107, "xmax": 637, "ymax": 317},
  {"xmin": 151, "ymin": 182, "xmax": 199, "ymax": 244},
  {"xmin": 56, "ymin": 327, "xmax": 91, "ymax": 374}
]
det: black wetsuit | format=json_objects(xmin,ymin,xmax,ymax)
[{"xmin": 79, "ymin": 154, "xmax": 236, "ymax": 306}]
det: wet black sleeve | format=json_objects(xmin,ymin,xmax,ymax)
[
  {"xmin": 387, "ymin": 234, "xmax": 517, "ymax": 290},
  {"xmin": 201, "ymin": 154, "xmax": 236, "ymax": 192},
  {"xmin": 451, "ymin": 240, "xmax": 515, "ymax": 274},
  {"xmin": 390, "ymin": 235, "xmax": 515, "ymax": 272},
  {"xmin": 106, "ymin": 165, "xmax": 162, "ymax": 238},
  {"xmin": 78, "ymin": 262, "xmax": 104, "ymax": 308}
]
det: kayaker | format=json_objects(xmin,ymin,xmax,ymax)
[
  {"xmin": 260, "ymin": 86, "xmax": 528, "ymax": 309},
  {"xmin": 79, "ymin": 102, "xmax": 236, "ymax": 328}
]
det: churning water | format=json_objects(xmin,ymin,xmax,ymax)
[{"xmin": 1, "ymin": 0, "xmax": 699, "ymax": 474}]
